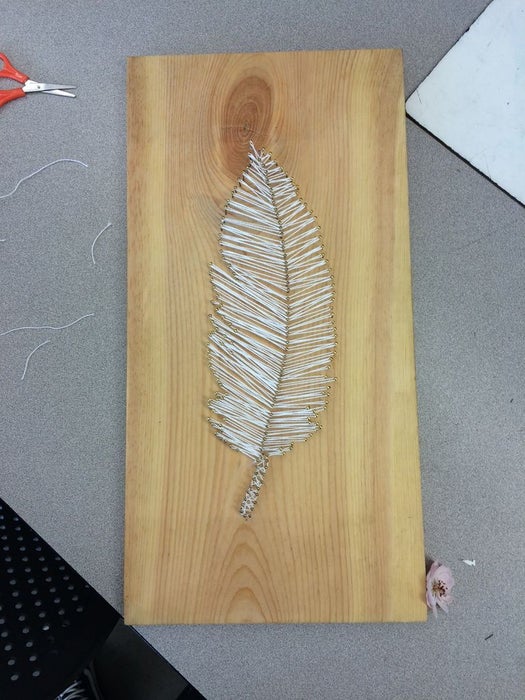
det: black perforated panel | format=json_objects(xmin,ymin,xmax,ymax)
[{"xmin": 0, "ymin": 498, "xmax": 119, "ymax": 699}]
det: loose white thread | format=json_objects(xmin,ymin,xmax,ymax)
[
  {"xmin": 91, "ymin": 222, "xmax": 112, "ymax": 265},
  {"xmin": 0, "ymin": 313, "xmax": 94, "ymax": 337},
  {"xmin": 0, "ymin": 159, "xmax": 88, "ymax": 200},
  {"xmin": 21, "ymin": 339, "xmax": 50, "ymax": 381}
]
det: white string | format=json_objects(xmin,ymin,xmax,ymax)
[
  {"xmin": 56, "ymin": 679, "xmax": 86, "ymax": 700},
  {"xmin": 91, "ymin": 222, "xmax": 112, "ymax": 265},
  {"xmin": 21, "ymin": 339, "xmax": 50, "ymax": 381},
  {"xmin": 0, "ymin": 313, "xmax": 94, "ymax": 337},
  {"xmin": 0, "ymin": 159, "xmax": 88, "ymax": 200},
  {"xmin": 208, "ymin": 142, "xmax": 336, "ymax": 517},
  {"xmin": 239, "ymin": 456, "xmax": 268, "ymax": 519}
]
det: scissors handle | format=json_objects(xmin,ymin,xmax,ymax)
[
  {"xmin": 0, "ymin": 87, "xmax": 25, "ymax": 109},
  {"xmin": 0, "ymin": 52, "xmax": 29, "ymax": 83}
]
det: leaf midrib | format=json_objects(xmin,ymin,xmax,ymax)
[{"xmin": 256, "ymin": 156, "xmax": 291, "ymax": 460}]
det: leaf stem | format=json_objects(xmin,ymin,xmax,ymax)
[{"xmin": 240, "ymin": 455, "xmax": 269, "ymax": 519}]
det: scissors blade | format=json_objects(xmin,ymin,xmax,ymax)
[
  {"xmin": 23, "ymin": 81, "xmax": 76, "ymax": 93},
  {"xmin": 42, "ymin": 89, "xmax": 76, "ymax": 97}
]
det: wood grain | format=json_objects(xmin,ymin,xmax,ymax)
[{"xmin": 125, "ymin": 49, "xmax": 426, "ymax": 624}]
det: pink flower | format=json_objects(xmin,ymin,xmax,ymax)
[{"xmin": 426, "ymin": 561, "xmax": 454, "ymax": 617}]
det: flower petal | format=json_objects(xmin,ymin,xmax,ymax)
[
  {"xmin": 435, "ymin": 565, "xmax": 455, "ymax": 588},
  {"xmin": 427, "ymin": 561, "xmax": 441, "ymax": 578},
  {"xmin": 426, "ymin": 589, "xmax": 436, "ymax": 607},
  {"xmin": 437, "ymin": 598, "xmax": 449, "ymax": 613}
]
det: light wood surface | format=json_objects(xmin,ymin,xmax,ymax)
[{"xmin": 125, "ymin": 49, "xmax": 426, "ymax": 624}]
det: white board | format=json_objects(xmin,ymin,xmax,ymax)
[{"xmin": 406, "ymin": 0, "xmax": 525, "ymax": 204}]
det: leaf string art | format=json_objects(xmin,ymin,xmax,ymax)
[{"xmin": 208, "ymin": 143, "xmax": 336, "ymax": 519}]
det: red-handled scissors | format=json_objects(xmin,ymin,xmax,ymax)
[{"xmin": 0, "ymin": 52, "xmax": 76, "ymax": 110}]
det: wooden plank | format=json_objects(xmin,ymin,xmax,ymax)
[{"xmin": 125, "ymin": 49, "xmax": 426, "ymax": 624}]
